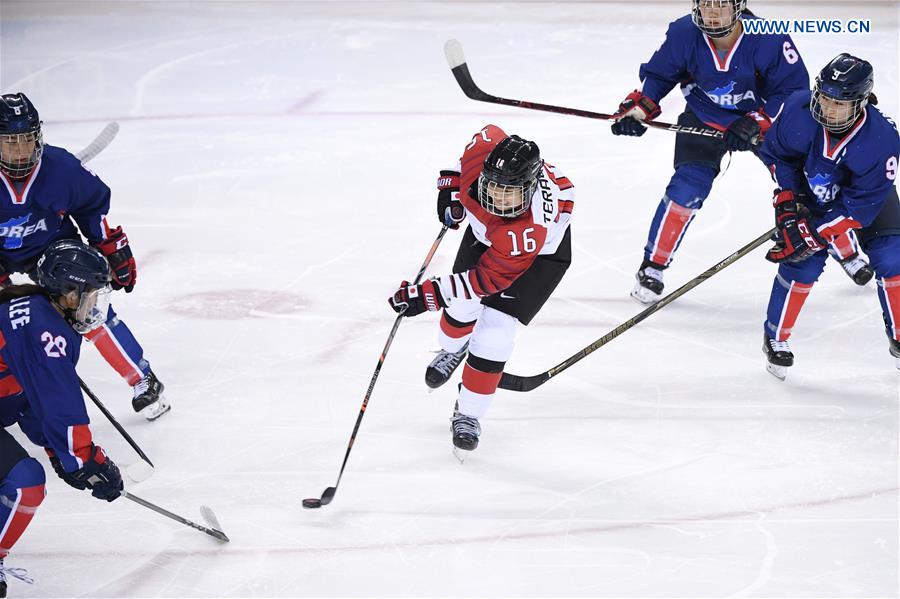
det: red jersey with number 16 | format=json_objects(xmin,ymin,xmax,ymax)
[{"xmin": 437, "ymin": 124, "xmax": 574, "ymax": 301}]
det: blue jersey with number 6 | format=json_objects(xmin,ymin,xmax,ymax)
[{"xmin": 638, "ymin": 14, "xmax": 809, "ymax": 128}]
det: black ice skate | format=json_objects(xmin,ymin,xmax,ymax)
[
  {"xmin": 451, "ymin": 409, "xmax": 481, "ymax": 463},
  {"xmin": 425, "ymin": 342, "xmax": 468, "ymax": 390},
  {"xmin": 835, "ymin": 253, "xmax": 874, "ymax": 286},
  {"xmin": 631, "ymin": 263, "xmax": 665, "ymax": 304},
  {"xmin": 763, "ymin": 334, "xmax": 794, "ymax": 381},
  {"xmin": 890, "ymin": 339, "xmax": 900, "ymax": 371},
  {"xmin": 132, "ymin": 370, "xmax": 170, "ymax": 421}
]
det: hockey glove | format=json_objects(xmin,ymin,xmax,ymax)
[
  {"xmin": 766, "ymin": 193, "xmax": 825, "ymax": 263},
  {"xmin": 49, "ymin": 445, "xmax": 123, "ymax": 501},
  {"xmin": 724, "ymin": 111, "xmax": 771, "ymax": 152},
  {"xmin": 436, "ymin": 170, "xmax": 466, "ymax": 229},
  {"xmin": 611, "ymin": 90, "xmax": 661, "ymax": 137},
  {"xmin": 94, "ymin": 226, "xmax": 136, "ymax": 292},
  {"xmin": 388, "ymin": 279, "xmax": 447, "ymax": 317}
]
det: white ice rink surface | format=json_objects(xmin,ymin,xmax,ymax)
[{"xmin": 1, "ymin": 1, "xmax": 898, "ymax": 597}]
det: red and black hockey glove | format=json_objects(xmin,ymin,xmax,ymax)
[
  {"xmin": 49, "ymin": 445, "xmax": 123, "ymax": 501},
  {"xmin": 388, "ymin": 279, "xmax": 447, "ymax": 317},
  {"xmin": 724, "ymin": 111, "xmax": 771, "ymax": 152},
  {"xmin": 766, "ymin": 191, "xmax": 825, "ymax": 263},
  {"xmin": 611, "ymin": 90, "xmax": 661, "ymax": 137},
  {"xmin": 436, "ymin": 170, "xmax": 465, "ymax": 229},
  {"xmin": 94, "ymin": 226, "xmax": 136, "ymax": 292}
]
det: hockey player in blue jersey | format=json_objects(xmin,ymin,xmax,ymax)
[
  {"xmin": 610, "ymin": 0, "xmax": 873, "ymax": 304},
  {"xmin": 0, "ymin": 92, "xmax": 169, "ymax": 420},
  {"xmin": 0, "ymin": 240, "xmax": 124, "ymax": 597},
  {"xmin": 759, "ymin": 54, "xmax": 900, "ymax": 378}
]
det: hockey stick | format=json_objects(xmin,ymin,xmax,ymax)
[
  {"xmin": 74, "ymin": 122, "xmax": 120, "ymax": 163},
  {"xmin": 122, "ymin": 491, "xmax": 230, "ymax": 542},
  {"xmin": 79, "ymin": 377, "xmax": 155, "ymax": 482},
  {"xmin": 303, "ymin": 226, "xmax": 450, "ymax": 509},
  {"xmin": 498, "ymin": 227, "xmax": 776, "ymax": 392},
  {"xmin": 444, "ymin": 39, "xmax": 724, "ymax": 141}
]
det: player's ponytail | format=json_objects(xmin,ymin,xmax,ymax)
[
  {"xmin": 0, "ymin": 284, "xmax": 50, "ymax": 304},
  {"xmin": 868, "ymin": 92, "xmax": 878, "ymax": 106}
]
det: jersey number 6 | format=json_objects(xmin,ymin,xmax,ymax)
[{"xmin": 782, "ymin": 41, "xmax": 799, "ymax": 65}]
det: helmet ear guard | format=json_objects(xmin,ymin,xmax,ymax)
[{"xmin": 477, "ymin": 135, "xmax": 543, "ymax": 218}]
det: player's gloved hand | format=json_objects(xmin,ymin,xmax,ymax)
[
  {"xmin": 436, "ymin": 170, "xmax": 466, "ymax": 229},
  {"xmin": 388, "ymin": 279, "xmax": 447, "ymax": 317},
  {"xmin": 611, "ymin": 90, "xmax": 661, "ymax": 137},
  {"xmin": 50, "ymin": 445, "xmax": 123, "ymax": 501},
  {"xmin": 93, "ymin": 226, "xmax": 136, "ymax": 292},
  {"xmin": 724, "ymin": 111, "xmax": 771, "ymax": 151},
  {"xmin": 766, "ymin": 191, "xmax": 825, "ymax": 263}
]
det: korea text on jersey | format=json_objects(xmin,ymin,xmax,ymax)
[{"xmin": 742, "ymin": 19, "xmax": 871, "ymax": 35}]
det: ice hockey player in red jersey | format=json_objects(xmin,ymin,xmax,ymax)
[{"xmin": 389, "ymin": 125, "xmax": 573, "ymax": 454}]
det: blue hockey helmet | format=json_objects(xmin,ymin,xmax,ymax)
[
  {"xmin": 691, "ymin": 0, "xmax": 747, "ymax": 38},
  {"xmin": 36, "ymin": 239, "xmax": 111, "ymax": 332},
  {"xmin": 477, "ymin": 135, "xmax": 542, "ymax": 218},
  {"xmin": 811, "ymin": 53, "xmax": 874, "ymax": 134},
  {"xmin": 0, "ymin": 93, "xmax": 43, "ymax": 179}
]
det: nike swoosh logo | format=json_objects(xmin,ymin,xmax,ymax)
[{"xmin": 500, "ymin": 292, "xmax": 515, "ymax": 299}]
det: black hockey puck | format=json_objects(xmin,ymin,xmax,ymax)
[{"xmin": 302, "ymin": 498, "xmax": 322, "ymax": 509}]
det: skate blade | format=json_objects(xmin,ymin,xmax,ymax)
[
  {"xmin": 630, "ymin": 284, "xmax": 661, "ymax": 305},
  {"xmin": 452, "ymin": 447, "xmax": 468, "ymax": 464},
  {"xmin": 141, "ymin": 399, "xmax": 171, "ymax": 421},
  {"xmin": 766, "ymin": 362, "xmax": 788, "ymax": 381}
]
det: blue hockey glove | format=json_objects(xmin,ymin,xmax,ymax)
[{"xmin": 50, "ymin": 445, "xmax": 123, "ymax": 501}]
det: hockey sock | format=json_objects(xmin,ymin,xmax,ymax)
[
  {"xmin": 0, "ymin": 459, "xmax": 45, "ymax": 558},
  {"xmin": 458, "ymin": 355, "xmax": 504, "ymax": 419},
  {"xmin": 84, "ymin": 309, "xmax": 147, "ymax": 385},
  {"xmin": 877, "ymin": 275, "xmax": 900, "ymax": 341},
  {"xmin": 645, "ymin": 197, "xmax": 697, "ymax": 267},
  {"xmin": 766, "ymin": 276, "xmax": 815, "ymax": 341},
  {"xmin": 438, "ymin": 312, "xmax": 476, "ymax": 354}
]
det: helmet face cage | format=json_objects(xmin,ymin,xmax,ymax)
[
  {"xmin": 691, "ymin": 0, "xmax": 747, "ymax": 38},
  {"xmin": 477, "ymin": 135, "xmax": 542, "ymax": 219},
  {"xmin": 811, "ymin": 86, "xmax": 866, "ymax": 134},
  {"xmin": 0, "ymin": 93, "xmax": 43, "ymax": 180},
  {"xmin": 0, "ymin": 129, "xmax": 43, "ymax": 179},
  {"xmin": 477, "ymin": 174, "xmax": 537, "ymax": 218}
]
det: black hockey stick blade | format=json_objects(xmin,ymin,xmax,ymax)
[
  {"xmin": 497, "ymin": 371, "xmax": 550, "ymax": 393},
  {"xmin": 498, "ymin": 227, "xmax": 777, "ymax": 392}
]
